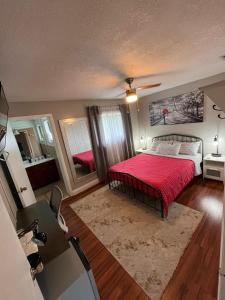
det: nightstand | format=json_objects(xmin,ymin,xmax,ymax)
[
  {"xmin": 203, "ymin": 154, "xmax": 225, "ymax": 181},
  {"xmin": 135, "ymin": 148, "xmax": 150, "ymax": 154}
]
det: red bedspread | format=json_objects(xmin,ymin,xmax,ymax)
[
  {"xmin": 72, "ymin": 150, "xmax": 95, "ymax": 172},
  {"xmin": 108, "ymin": 153, "xmax": 195, "ymax": 215}
]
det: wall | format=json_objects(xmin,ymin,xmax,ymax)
[
  {"xmin": 0, "ymin": 191, "xmax": 43, "ymax": 299},
  {"xmin": 9, "ymin": 99, "xmax": 122, "ymax": 191},
  {"xmin": 9, "ymin": 73, "xmax": 225, "ymax": 192},
  {"xmin": 201, "ymin": 80, "xmax": 225, "ymax": 112},
  {"xmin": 138, "ymin": 74, "xmax": 225, "ymax": 155},
  {"xmin": 10, "ymin": 119, "xmax": 35, "ymax": 130}
]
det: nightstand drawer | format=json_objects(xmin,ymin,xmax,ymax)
[
  {"xmin": 203, "ymin": 154, "xmax": 225, "ymax": 181},
  {"xmin": 204, "ymin": 160, "xmax": 224, "ymax": 168},
  {"xmin": 204, "ymin": 168, "xmax": 224, "ymax": 181}
]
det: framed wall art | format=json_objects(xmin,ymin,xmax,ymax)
[{"xmin": 149, "ymin": 90, "xmax": 204, "ymax": 126}]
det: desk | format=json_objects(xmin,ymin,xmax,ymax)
[
  {"xmin": 17, "ymin": 201, "xmax": 99, "ymax": 300},
  {"xmin": 17, "ymin": 201, "xmax": 69, "ymax": 264}
]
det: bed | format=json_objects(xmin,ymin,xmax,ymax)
[
  {"xmin": 108, "ymin": 134, "xmax": 203, "ymax": 218},
  {"xmin": 72, "ymin": 150, "xmax": 95, "ymax": 173}
]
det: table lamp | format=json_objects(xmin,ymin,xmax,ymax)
[
  {"xmin": 212, "ymin": 135, "xmax": 221, "ymax": 157},
  {"xmin": 140, "ymin": 136, "xmax": 147, "ymax": 150}
]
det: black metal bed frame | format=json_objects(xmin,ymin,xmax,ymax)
[
  {"xmin": 108, "ymin": 133, "xmax": 203, "ymax": 218},
  {"xmin": 108, "ymin": 171, "xmax": 165, "ymax": 217}
]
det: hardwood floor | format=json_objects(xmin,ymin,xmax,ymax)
[{"xmin": 61, "ymin": 178, "xmax": 223, "ymax": 300}]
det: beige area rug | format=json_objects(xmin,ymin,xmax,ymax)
[{"xmin": 71, "ymin": 186, "xmax": 203, "ymax": 300}]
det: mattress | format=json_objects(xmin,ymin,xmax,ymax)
[
  {"xmin": 109, "ymin": 153, "xmax": 195, "ymax": 215},
  {"xmin": 142, "ymin": 150, "xmax": 202, "ymax": 176}
]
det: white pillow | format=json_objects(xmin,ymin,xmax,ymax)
[
  {"xmin": 157, "ymin": 142, "xmax": 181, "ymax": 156},
  {"xmin": 150, "ymin": 140, "xmax": 172, "ymax": 152},
  {"xmin": 179, "ymin": 142, "xmax": 200, "ymax": 155}
]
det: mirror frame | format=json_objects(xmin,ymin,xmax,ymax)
[{"xmin": 59, "ymin": 117, "xmax": 97, "ymax": 184}]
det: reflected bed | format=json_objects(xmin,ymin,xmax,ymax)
[{"xmin": 72, "ymin": 150, "xmax": 96, "ymax": 173}]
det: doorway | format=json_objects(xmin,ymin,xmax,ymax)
[{"xmin": 9, "ymin": 115, "xmax": 69, "ymax": 203}]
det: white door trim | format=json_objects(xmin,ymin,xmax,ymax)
[{"xmin": 5, "ymin": 123, "xmax": 37, "ymax": 206}]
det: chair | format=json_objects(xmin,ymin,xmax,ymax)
[{"xmin": 49, "ymin": 185, "xmax": 68, "ymax": 233}]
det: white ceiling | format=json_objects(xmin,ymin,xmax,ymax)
[{"xmin": 1, "ymin": 0, "xmax": 225, "ymax": 102}]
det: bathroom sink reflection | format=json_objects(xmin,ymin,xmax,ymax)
[{"xmin": 23, "ymin": 157, "xmax": 54, "ymax": 168}]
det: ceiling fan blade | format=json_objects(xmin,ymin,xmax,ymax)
[
  {"xmin": 133, "ymin": 70, "xmax": 182, "ymax": 81},
  {"xmin": 116, "ymin": 92, "xmax": 126, "ymax": 98},
  {"xmin": 136, "ymin": 83, "xmax": 161, "ymax": 90}
]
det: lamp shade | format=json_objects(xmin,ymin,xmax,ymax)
[
  {"xmin": 213, "ymin": 135, "xmax": 219, "ymax": 148},
  {"xmin": 126, "ymin": 89, "xmax": 138, "ymax": 103},
  {"xmin": 212, "ymin": 134, "xmax": 221, "ymax": 157},
  {"xmin": 140, "ymin": 136, "xmax": 144, "ymax": 144}
]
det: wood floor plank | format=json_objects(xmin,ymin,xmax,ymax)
[{"xmin": 61, "ymin": 178, "xmax": 223, "ymax": 300}]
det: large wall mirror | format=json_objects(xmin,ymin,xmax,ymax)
[{"xmin": 59, "ymin": 118, "xmax": 96, "ymax": 183}]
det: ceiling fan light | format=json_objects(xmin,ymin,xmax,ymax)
[{"xmin": 126, "ymin": 90, "xmax": 138, "ymax": 103}]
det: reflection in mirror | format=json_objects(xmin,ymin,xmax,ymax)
[
  {"xmin": 59, "ymin": 118, "xmax": 96, "ymax": 181},
  {"xmin": 11, "ymin": 118, "xmax": 54, "ymax": 162},
  {"xmin": 13, "ymin": 127, "xmax": 43, "ymax": 160},
  {"xmin": 10, "ymin": 117, "xmax": 67, "ymax": 202}
]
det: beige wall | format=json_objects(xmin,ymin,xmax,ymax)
[
  {"xmin": 9, "ymin": 73, "xmax": 225, "ymax": 192},
  {"xmin": 137, "ymin": 73, "xmax": 225, "ymax": 155},
  {"xmin": 9, "ymin": 99, "xmax": 123, "ymax": 190},
  {"xmin": 201, "ymin": 80, "xmax": 225, "ymax": 112},
  {"xmin": 0, "ymin": 192, "xmax": 43, "ymax": 299}
]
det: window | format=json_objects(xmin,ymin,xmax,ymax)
[
  {"xmin": 36, "ymin": 125, "xmax": 44, "ymax": 142},
  {"xmin": 99, "ymin": 108, "xmax": 126, "ymax": 165},
  {"xmin": 100, "ymin": 110, "xmax": 125, "ymax": 145},
  {"xmin": 43, "ymin": 120, "xmax": 53, "ymax": 144}
]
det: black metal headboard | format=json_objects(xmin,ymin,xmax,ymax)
[{"xmin": 152, "ymin": 134, "xmax": 203, "ymax": 157}]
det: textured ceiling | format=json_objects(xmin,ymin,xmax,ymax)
[{"xmin": 1, "ymin": 0, "xmax": 225, "ymax": 102}]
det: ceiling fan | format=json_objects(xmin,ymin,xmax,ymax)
[{"xmin": 120, "ymin": 77, "xmax": 161, "ymax": 103}]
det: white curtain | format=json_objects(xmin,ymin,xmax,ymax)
[
  {"xmin": 65, "ymin": 119, "xmax": 92, "ymax": 155},
  {"xmin": 99, "ymin": 106, "xmax": 126, "ymax": 166}
]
